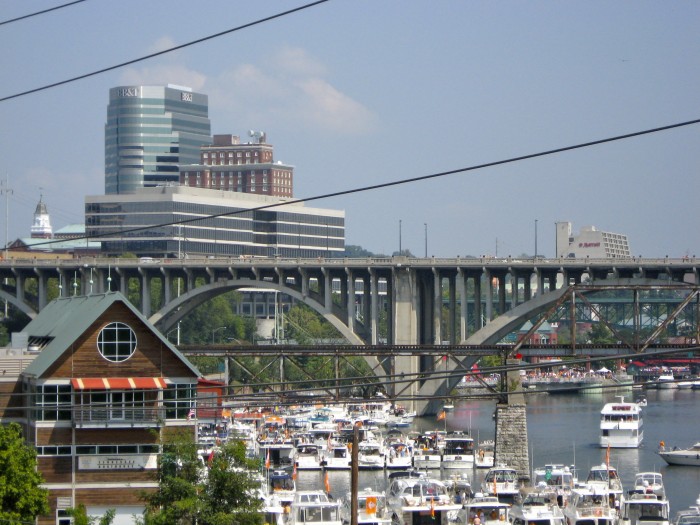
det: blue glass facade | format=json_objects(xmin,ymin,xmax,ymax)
[{"xmin": 105, "ymin": 86, "xmax": 211, "ymax": 194}]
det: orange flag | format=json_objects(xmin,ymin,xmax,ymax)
[
  {"xmin": 437, "ymin": 410, "xmax": 446, "ymax": 421},
  {"xmin": 324, "ymin": 471, "xmax": 331, "ymax": 493},
  {"xmin": 292, "ymin": 462, "xmax": 297, "ymax": 481},
  {"xmin": 265, "ymin": 449, "xmax": 271, "ymax": 469},
  {"xmin": 430, "ymin": 497, "xmax": 435, "ymax": 517},
  {"xmin": 605, "ymin": 443, "xmax": 611, "ymax": 469}
]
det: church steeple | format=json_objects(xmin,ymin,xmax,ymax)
[{"xmin": 30, "ymin": 195, "xmax": 52, "ymax": 239}]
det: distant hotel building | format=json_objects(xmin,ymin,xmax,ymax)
[
  {"xmin": 180, "ymin": 133, "xmax": 294, "ymax": 198},
  {"xmin": 105, "ymin": 85, "xmax": 211, "ymax": 194},
  {"xmin": 85, "ymin": 186, "xmax": 344, "ymax": 258},
  {"xmin": 555, "ymin": 221, "xmax": 631, "ymax": 258}
]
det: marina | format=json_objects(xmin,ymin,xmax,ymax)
[{"xmin": 246, "ymin": 386, "xmax": 700, "ymax": 523}]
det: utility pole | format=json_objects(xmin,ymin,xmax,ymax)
[
  {"xmin": 399, "ymin": 220, "xmax": 402, "ymax": 255},
  {"xmin": 535, "ymin": 219, "xmax": 538, "ymax": 259},
  {"xmin": 1, "ymin": 175, "xmax": 13, "ymax": 260},
  {"xmin": 424, "ymin": 223, "xmax": 428, "ymax": 258}
]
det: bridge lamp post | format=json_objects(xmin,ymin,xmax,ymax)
[
  {"xmin": 212, "ymin": 326, "xmax": 226, "ymax": 344},
  {"xmin": 424, "ymin": 223, "xmax": 428, "ymax": 258}
]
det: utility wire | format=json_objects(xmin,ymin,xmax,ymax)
[
  {"xmin": 0, "ymin": 0, "xmax": 87, "ymax": 27},
  {"xmin": 0, "ymin": 0, "xmax": 330, "ymax": 103},
  {"xmin": 19, "ymin": 116, "xmax": 700, "ymax": 250}
]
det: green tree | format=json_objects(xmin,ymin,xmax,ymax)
[
  {"xmin": 66, "ymin": 504, "xmax": 115, "ymax": 525},
  {"xmin": 140, "ymin": 432, "xmax": 262, "ymax": 525},
  {"xmin": 0, "ymin": 423, "xmax": 49, "ymax": 523}
]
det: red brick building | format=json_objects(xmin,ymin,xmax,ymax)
[{"xmin": 179, "ymin": 133, "xmax": 294, "ymax": 197}]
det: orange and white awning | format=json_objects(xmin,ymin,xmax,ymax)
[{"xmin": 70, "ymin": 377, "xmax": 167, "ymax": 390}]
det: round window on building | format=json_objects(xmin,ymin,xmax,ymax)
[{"xmin": 97, "ymin": 322, "xmax": 137, "ymax": 362}]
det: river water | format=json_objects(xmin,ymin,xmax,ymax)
[{"xmin": 294, "ymin": 387, "xmax": 700, "ymax": 516}]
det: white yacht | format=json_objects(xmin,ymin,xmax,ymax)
[
  {"xmin": 322, "ymin": 442, "xmax": 351, "ymax": 470},
  {"xmin": 481, "ymin": 465, "xmax": 520, "ymax": 503},
  {"xmin": 475, "ymin": 440, "xmax": 495, "ymax": 469},
  {"xmin": 657, "ymin": 374, "xmax": 677, "ymax": 389},
  {"xmin": 441, "ymin": 432, "xmax": 476, "ymax": 470},
  {"xmin": 339, "ymin": 487, "xmax": 392, "ymax": 525},
  {"xmin": 600, "ymin": 397, "xmax": 644, "ymax": 448},
  {"xmin": 458, "ymin": 493, "xmax": 511, "ymax": 525},
  {"xmin": 508, "ymin": 484, "xmax": 566, "ymax": 525},
  {"xmin": 385, "ymin": 434, "xmax": 414, "ymax": 470},
  {"xmin": 621, "ymin": 492, "xmax": 671, "ymax": 525},
  {"xmin": 294, "ymin": 443, "xmax": 324, "ymax": 470},
  {"xmin": 673, "ymin": 494, "xmax": 700, "ymax": 525},
  {"xmin": 288, "ymin": 490, "xmax": 342, "ymax": 525},
  {"xmin": 386, "ymin": 476, "xmax": 462, "ymax": 525},
  {"xmin": 658, "ymin": 442, "xmax": 700, "ymax": 466},
  {"xmin": 357, "ymin": 439, "xmax": 387, "ymax": 470},
  {"xmin": 583, "ymin": 464, "xmax": 625, "ymax": 510},
  {"xmin": 631, "ymin": 472, "xmax": 665, "ymax": 499},
  {"xmin": 563, "ymin": 486, "xmax": 619, "ymax": 525}
]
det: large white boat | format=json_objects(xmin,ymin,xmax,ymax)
[
  {"xmin": 583, "ymin": 464, "xmax": 625, "ymax": 510},
  {"xmin": 288, "ymin": 490, "xmax": 342, "ymax": 525},
  {"xmin": 563, "ymin": 486, "xmax": 619, "ymax": 525},
  {"xmin": 508, "ymin": 484, "xmax": 566, "ymax": 525},
  {"xmin": 481, "ymin": 465, "xmax": 520, "ymax": 503},
  {"xmin": 386, "ymin": 476, "xmax": 462, "ymax": 525},
  {"xmin": 658, "ymin": 442, "xmax": 700, "ymax": 466},
  {"xmin": 441, "ymin": 431, "xmax": 475, "ymax": 470},
  {"xmin": 475, "ymin": 440, "xmax": 495, "ymax": 469},
  {"xmin": 457, "ymin": 493, "xmax": 511, "ymax": 525},
  {"xmin": 599, "ymin": 396, "xmax": 644, "ymax": 448},
  {"xmin": 339, "ymin": 487, "xmax": 392, "ymax": 525},
  {"xmin": 621, "ymin": 492, "xmax": 671, "ymax": 525},
  {"xmin": 385, "ymin": 433, "xmax": 414, "ymax": 470},
  {"xmin": 657, "ymin": 374, "xmax": 677, "ymax": 389}
]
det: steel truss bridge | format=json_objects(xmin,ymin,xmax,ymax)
[{"xmin": 1, "ymin": 256, "xmax": 698, "ymax": 415}]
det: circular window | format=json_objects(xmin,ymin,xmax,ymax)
[{"xmin": 97, "ymin": 322, "xmax": 137, "ymax": 362}]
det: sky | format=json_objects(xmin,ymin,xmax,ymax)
[{"xmin": 1, "ymin": 0, "xmax": 699, "ymax": 259}]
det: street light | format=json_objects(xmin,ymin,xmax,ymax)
[{"xmin": 212, "ymin": 326, "xmax": 226, "ymax": 344}]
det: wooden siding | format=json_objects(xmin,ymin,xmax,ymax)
[
  {"xmin": 0, "ymin": 380, "xmax": 24, "ymax": 418},
  {"xmin": 36, "ymin": 427, "xmax": 161, "ymax": 446},
  {"xmin": 41, "ymin": 302, "xmax": 198, "ymax": 379}
]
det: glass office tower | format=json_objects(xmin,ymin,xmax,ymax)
[{"xmin": 105, "ymin": 85, "xmax": 211, "ymax": 194}]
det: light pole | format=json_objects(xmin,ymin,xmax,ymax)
[
  {"xmin": 212, "ymin": 326, "xmax": 226, "ymax": 344},
  {"xmin": 399, "ymin": 220, "xmax": 402, "ymax": 255},
  {"xmin": 535, "ymin": 219, "xmax": 538, "ymax": 259},
  {"xmin": 424, "ymin": 223, "xmax": 428, "ymax": 258}
]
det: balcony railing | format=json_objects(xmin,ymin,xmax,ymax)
[{"xmin": 73, "ymin": 407, "xmax": 165, "ymax": 428}]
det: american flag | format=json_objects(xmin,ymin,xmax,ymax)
[{"xmin": 187, "ymin": 408, "xmax": 196, "ymax": 420}]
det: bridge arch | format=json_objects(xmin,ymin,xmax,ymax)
[
  {"xmin": 0, "ymin": 290, "xmax": 37, "ymax": 321},
  {"xmin": 148, "ymin": 279, "xmax": 364, "ymax": 346},
  {"xmin": 416, "ymin": 277, "xmax": 691, "ymax": 415}
]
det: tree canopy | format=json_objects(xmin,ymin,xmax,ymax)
[{"xmin": 0, "ymin": 423, "xmax": 49, "ymax": 523}]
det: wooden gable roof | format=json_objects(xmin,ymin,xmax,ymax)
[{"xmin": 22, "ymin": 292, "xmax": 200, "ymax": 381}]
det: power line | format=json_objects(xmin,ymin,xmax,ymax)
[
  {"xmin": 0, "ymin": 0, "xmax": 330, "ymax": 103},
  {"xmin": 19, "ymin": 116, "xmax": 700, "ymax": 250},
  {"xmin": 0, "ymin": 0, "xmax": 88, "ymax": 27}
]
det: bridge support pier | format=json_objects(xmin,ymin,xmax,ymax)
[{"xmin": 494, "ymin": 358, "xmax": 530, "ymax": 482}]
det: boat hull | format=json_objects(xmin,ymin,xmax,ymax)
[{"xmin": 658, "ymin": 452, "xmax": 700, "ymax": 466}]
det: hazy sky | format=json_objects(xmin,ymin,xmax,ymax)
[{"xmin": 1, "ymin": 1, "xmax": 699, "ymax": 258}]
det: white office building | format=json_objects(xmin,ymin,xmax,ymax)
[{"xmin": 555, "ymin": 222, "xmax": 631, "ymax": 259}]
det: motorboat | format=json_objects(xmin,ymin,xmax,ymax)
[
  {"xmin": 457, "ymin": 493, "xmax": 511, "ymax": 525},
  {"xmin": 620, "ymin": 492, "xmax": 671, "ymax": 525},
  {"xmin": 657, "ymin": 374, "xmax": 677, "ymax": 389},
  {"xmin": 288, "ymin": 490, "xmax": 342, "ymax": 525},
  {"xmin": 412, "ymin": 433, "xmax": 443, "ymax": 470},
  {"xmin": 673, "ymin": 494, "xmax": 700, "ymax": 525},
  {"xmin": 322, "ymin": 442, "xmax": 352, "ymax": 470},
  {"xmin": 339, "ymin": 486, "xmax": 392, "ymax": 525},
  {"xmin": 481, "ymin": 465, "xmax": 520, "ymax": 503},
  {"xmin": 257, "ymin": 415, "xmax": 295, "ymax": 468},
  {"xmin": 582, "ymin": 464, "xmax": 625, "ymax": 510},
  {"xmin": 631, "ymin": 472, "xmax": 665, "ymax": 499},
  {"xmin": 294, "ymin": 443, "xmax": 324, "ymax": 470},
  {"xmin": 386, "ymin": 476, "xmax": 461, "ymax": 525},
  {"xmin": 357, "ymin": 439, "xmax": 387, "ymax": 470},
  {"xmin": 385, "ymin": 435, "xmax": 414, "ymax": 470},
  {"xmin": 531, "ymin": 464, "xmax": 577, "ymax": 506},
  {"xmin": 599, "ymin": 396, "xmax": 644, "ymax": 448},
  {"xmin": 508, "ymin": 484, "xmax": 566, "ymax": 525},
  {"xmin": 563, "ymin": 486, "xmax": 619, "ymax": 525},
  {"xmin": 475, "ymin": 440, "xmax": 495, "ymax": 469},
  {"xmin": 658, "ymin": 442, "xmax": 700, "ymax": 466},
  {"xmin": 265, "ymin": 468, "xmax": 297, "ymax": 510},
  {"xmin": 441, "ymin": 431, "xmax": 476, "ymax": 470}
]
